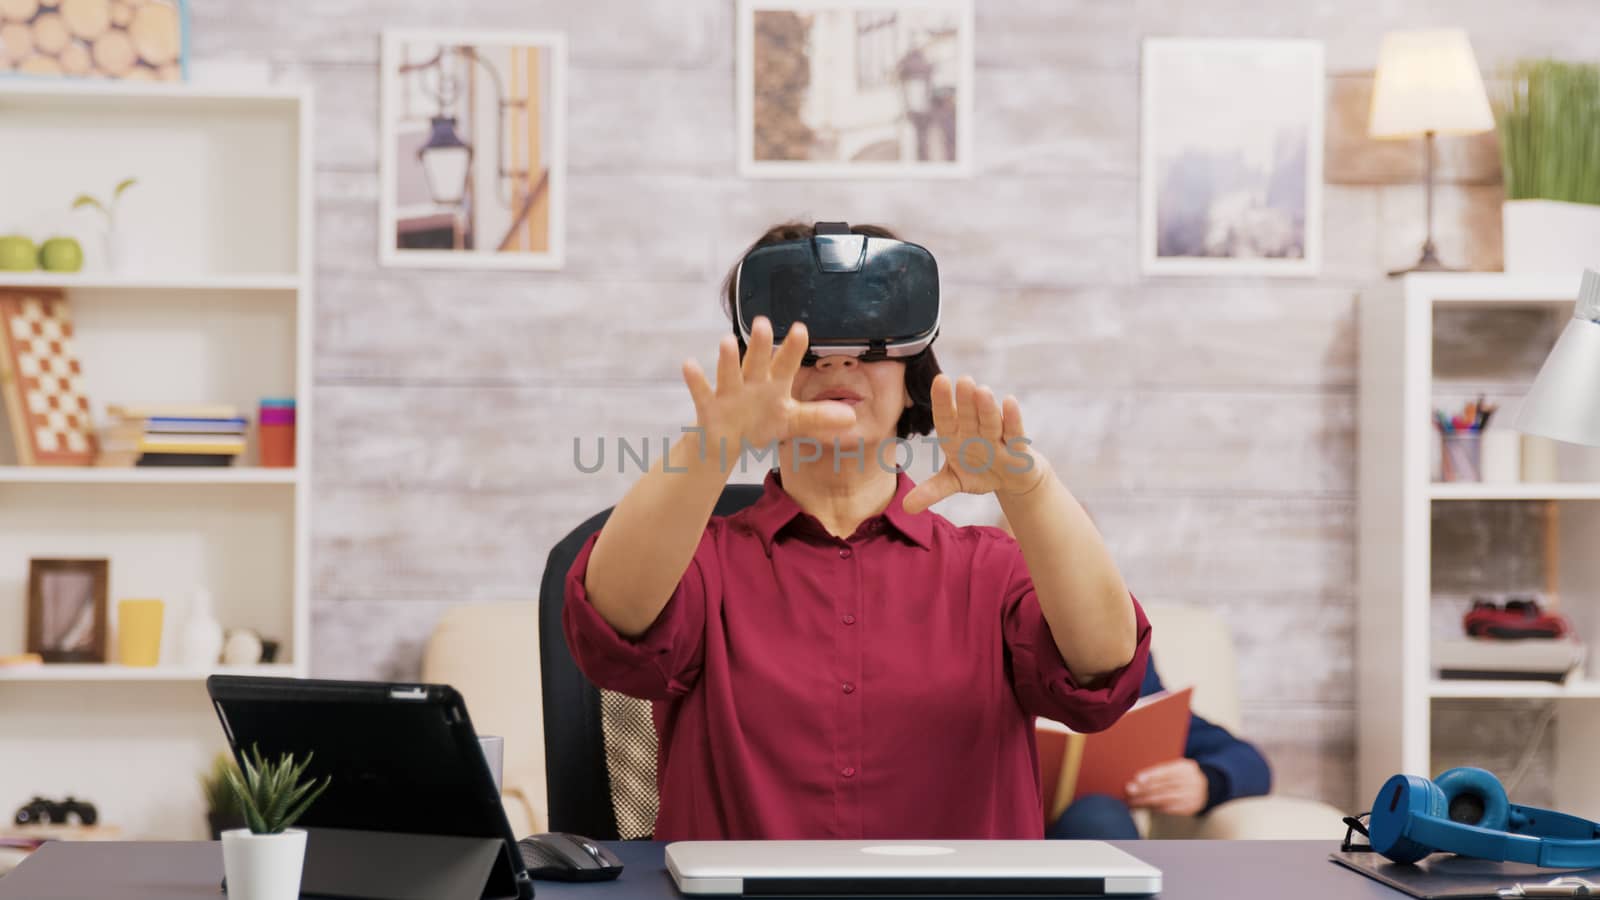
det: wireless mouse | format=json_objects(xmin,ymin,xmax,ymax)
[{"xmin": 518, "ymin": 832, "xmax": 625, "ymax": 882}]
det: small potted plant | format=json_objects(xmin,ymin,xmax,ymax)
[
  {"xmin": 71, "ymin": 177, "xmax": 137, "ymax": 272},
  {"xmin": 220, "ymin": 745, "xmax": 331, "ymax": 900},
  {"xmin": 1494, "ymin": 59, "xmax": 1600, "ymax": 272},
  {"xmin": 200, "ymin": 751, "xmax": 246, "ymax": 840}
]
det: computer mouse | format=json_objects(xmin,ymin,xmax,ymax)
[{"xmin": 517, "ymin": 832, "xmax": 625, "ymax": 882}]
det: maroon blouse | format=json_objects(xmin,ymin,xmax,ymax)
[{"xmin": 563, "ymin": 470, "xmax": 1151, "ymax": 840}]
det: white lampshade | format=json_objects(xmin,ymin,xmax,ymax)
[
  {"xmin": 1517, "ymin": 270, "xmax": 1600, "ymax": 447},
  {"xmin": 1369, "ymin": 29, "xmax": 1495, "ymax": 139}
]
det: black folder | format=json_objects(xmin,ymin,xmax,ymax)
[{"xmin": 1331, "ymin": 850, "xmax": 1600, "ymax": 899}]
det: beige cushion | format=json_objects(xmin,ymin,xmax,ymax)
[
  {"xmin": 421, "ymin": 602, "xmax": 548, "ymax": 835},
  {"xmin": 1138, "ymin": 604, "xmax": 1347, "ymax": 839},
  {"xmin": 1141, "ymin": 603, "xmax": 1242, "ymax": 732}
]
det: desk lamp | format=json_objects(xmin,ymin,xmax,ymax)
[
  {"xmin": 1369, "ymin": 29, "xmax": 1495, "ymax": 275},
  {"xmin": 1518, "ymin": 269, "xmax": 1600, "ymax": 447}
]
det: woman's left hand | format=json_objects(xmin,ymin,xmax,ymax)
[{"xmin": 902, "ymin": 374, "xmax": 1047, "ymax": 515}]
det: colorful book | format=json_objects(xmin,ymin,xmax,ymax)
[
  {"xmin": 136, "ymin": 453, "xmax": 237, "ymax": 467},
  {"xmin": 107, "ymin": 403, "xmax": 240, "ymax": 420},
  {"xmin": 142, "ymin": 417, "xmax": 249, "ymax": 434},
  {"xmin": 1035, "ymin": 687, "xmax": 1194, "ymax": 823},
  {"xmin": 101, "ymin": 435, "xmax": 245, "ymax": 454}
]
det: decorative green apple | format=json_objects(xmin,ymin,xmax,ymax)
[
  {"xmin": 39, "ymin": 237, "xmax": 84, "ymax": 273},
  {"xmin": 0, "ymin": 235, "xmax": 38, "ymax": 271}
]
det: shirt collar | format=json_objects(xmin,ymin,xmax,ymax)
[{"xmin": 745, "ymin": 469, "xmax": 935, "ymax": 554}]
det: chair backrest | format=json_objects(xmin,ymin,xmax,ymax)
[
  {"xmin": 1141, "ymin": 603, "xmax": 1242, "ymax": 733},
  {"xmin": 537, "ymin": 483, "xmax": 765, "ymax": 839}
]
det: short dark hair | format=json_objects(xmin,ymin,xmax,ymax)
[{"xmin": 720, "ymin": 222, "xmax": 941, "ymax": 440}]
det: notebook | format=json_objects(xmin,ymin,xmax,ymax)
[{"xmin": 667, "ymin": 840, "xmax": 1161, "ymax": 897}]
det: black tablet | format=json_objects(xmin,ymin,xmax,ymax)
[{"xmin": 206, "ymin": 674, "xmax": 532, "ymax": 900}]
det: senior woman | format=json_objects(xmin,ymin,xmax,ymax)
[{"xmin": 563, "ymin": 223, "xmax": 1151, "ymax": 841}]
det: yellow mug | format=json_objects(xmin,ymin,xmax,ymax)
[{"xmin": 117, "ymin": 599, "xmax": 164, "ymax": 667}]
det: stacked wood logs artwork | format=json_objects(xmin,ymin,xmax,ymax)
[{"xmin": 0, "ymin": 0, "xmax": 183, "ymax": 80}]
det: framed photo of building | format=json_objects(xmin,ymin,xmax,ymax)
[
  {"xmin": 380, "ymin": 29, "xmax": 566, "ymax": 269},
  {"xmin": 26, "ymin": 558, "xmax": 109, "ymax": 663},
  {"xmin": 737, "ymin": 0, "xmax": 974, "ymax": 178},
  {"xmin": 1141, "ymin": 38, "xmax": 1324, "ymax": 276}
]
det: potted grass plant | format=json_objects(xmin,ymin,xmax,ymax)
[
  {"xmin": 1493, "ymin": 59, "xmax": 1600, "ymax": 272},
  {"xmin": 219, "ymin": 745, "xmax": 331, "ymax": 900}
]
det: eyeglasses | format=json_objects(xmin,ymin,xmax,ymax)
[{"xmin": 1341, "ymin": 812, "xmax": 1374, "ymax": 854}]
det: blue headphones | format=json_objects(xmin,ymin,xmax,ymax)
[{"xmin": 1368, "ymin": 768, "xmax": 1600, "ymax": 868}]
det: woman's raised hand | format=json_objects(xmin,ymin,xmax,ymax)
[
  {"xmin": 902, "ymin": 374, "xmax": 1047, "ymax": 514},
  {"xmin": 681, "ymin": 317, "xmax": 856, "ymax": 456}
]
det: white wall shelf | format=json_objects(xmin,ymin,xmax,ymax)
[
  {"xmin": 0, "ymin": 273, "xmax": 300, "ymax": 292},
  {"xmin": 1430, "ymin": 679, "xmax": 1600, "ymax": 700},
  {"xmin": 0, "ymin": 663, "xmax": 303, "ymax": 683},
  {"xmin": 0, "ymin": 80, "xmax": 314, "ymax": 842},
  {"xmin": 0, "ymin": 79, "xmax": 305, "ymax": 113},
  {"xmin": 0, "ymin": 467, "xmax": 299, "ymax": 485},
  {"xmin": 1360, "ymin": 272, "xmax": 1600, "ymax": 821},
  {"xmin": 1430, "ymin": 484, "xmax": 1600, "ymax": 501}
]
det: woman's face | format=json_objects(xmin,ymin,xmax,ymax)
[{"xmin": 791, "ymin": 355, "xmax": 911, "ymax": 448}]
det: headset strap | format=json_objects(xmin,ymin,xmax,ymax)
[{"xmin": 1409, "ymin": 815, "xmax": 1544, "ymax": 865}]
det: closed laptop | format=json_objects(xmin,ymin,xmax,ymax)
[{"xmin": 666, "ymin": 840, "xmax": 1161, "ymax": 897}]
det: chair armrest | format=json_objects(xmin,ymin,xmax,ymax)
[{"xmin": 1188, "ymin": 795, "xmax": 1348, "ymax": 840}]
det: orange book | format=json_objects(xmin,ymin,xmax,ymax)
[{"xmin": 1035, "ymin": 687, "xmax": 1194, "ymax": 823}]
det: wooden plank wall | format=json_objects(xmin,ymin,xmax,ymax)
[{"xmin": 184, "ymin": 0, "xmax": 1600, "ymax": 812}]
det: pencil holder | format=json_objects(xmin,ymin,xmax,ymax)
[{"xmin": 1440, "ymin": 432, "xmax": 1482, "ymax": 482}]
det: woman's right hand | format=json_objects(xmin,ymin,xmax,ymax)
[{"xmin": 681, "ymin": 316, "xmax": 856, "ymax": 455}]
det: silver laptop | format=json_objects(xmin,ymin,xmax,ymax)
[{"xmin": 665, "ymin": 840, "xmax": 1161, "ymax": 897}]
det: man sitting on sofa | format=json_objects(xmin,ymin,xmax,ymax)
[{"xmin": 1045, "ymin": 652, "xmax": 1272, "ymax": 839}]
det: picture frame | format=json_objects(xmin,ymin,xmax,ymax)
[
  {"xmin": 0, "ymin": 0, "xmax": 190, "ymax": 82},
  {"xmin": 737, "ymin": 0, "xmax": 975, "ymax": 178},
  {"xmin": 26, "ymin": 558, "xmax": 110, "ymax": 664},
  {"xmin": 379, "ymin": 28, "xmax": 567, "ymax": 270},
  {"xmin": 1140, "ymin": 38, "xmax": 1325, "ymax": 277}
]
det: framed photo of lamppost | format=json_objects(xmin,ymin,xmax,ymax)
[
  {"xmin": 379, "ymin": 29, "xmax": 567, "ymax": 269},
  {"xmin": 737, "ymin": 0, "xmax": 974, "ymax": 178}
]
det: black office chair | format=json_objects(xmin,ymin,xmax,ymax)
[{"xmin": 538, "ymin": 483, "xmax": 764, "ymax": 839}]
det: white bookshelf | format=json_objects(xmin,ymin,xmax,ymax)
[
  {"xmin": 1430, "ymin": 484, "xmax": 1600, "ymax": 501},
  {"xmin": 0, "ymin": 272, "xmax": 300, "ymax": 292},
  {"xmin": 1359, "ymin": 272, "xmax": 1600, "ymax": 821},
  {"xmin": 1429, "ymin": 679, "xmax": 1600, "ymax": 700},
  {"xmin": 0, "ymin": 466, "xmax": 300, "ymax": 485},
  {"xmin": 0, "ymin": 663, "xmax": 298, "ymax": 682},
  {"xmin": 0, "ymin": 80, "xmax": 313, "ymax": 841}
]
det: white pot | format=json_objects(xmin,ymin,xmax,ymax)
[
  {"xmin": 1502, "ymin": 199, "xmax": 1600, "ymax": 274},
  {"xmin": 221, "ymin": 828, "xmax": 307, "ymax": 900}
]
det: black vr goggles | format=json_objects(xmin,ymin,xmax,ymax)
[{"xmin": 732, "ymin": 222, "xmax": 940, "ymax": 363}]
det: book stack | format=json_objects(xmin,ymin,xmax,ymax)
[{"xmin": 96, "ymin": 404, "xmax": 249, "ymax": 467}]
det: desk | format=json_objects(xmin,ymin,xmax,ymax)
[{"xmin": 0, "ymin": 838, "xmax": 1404, "ymax": 899}]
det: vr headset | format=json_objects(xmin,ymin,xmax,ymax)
[
  {"xmin": 732, "ymin": 222, "xmax": 940, "ymax": 363},
  {"xmin": 1363, "ymin": 767, "xmax": 1600, "ymax": 868}
]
